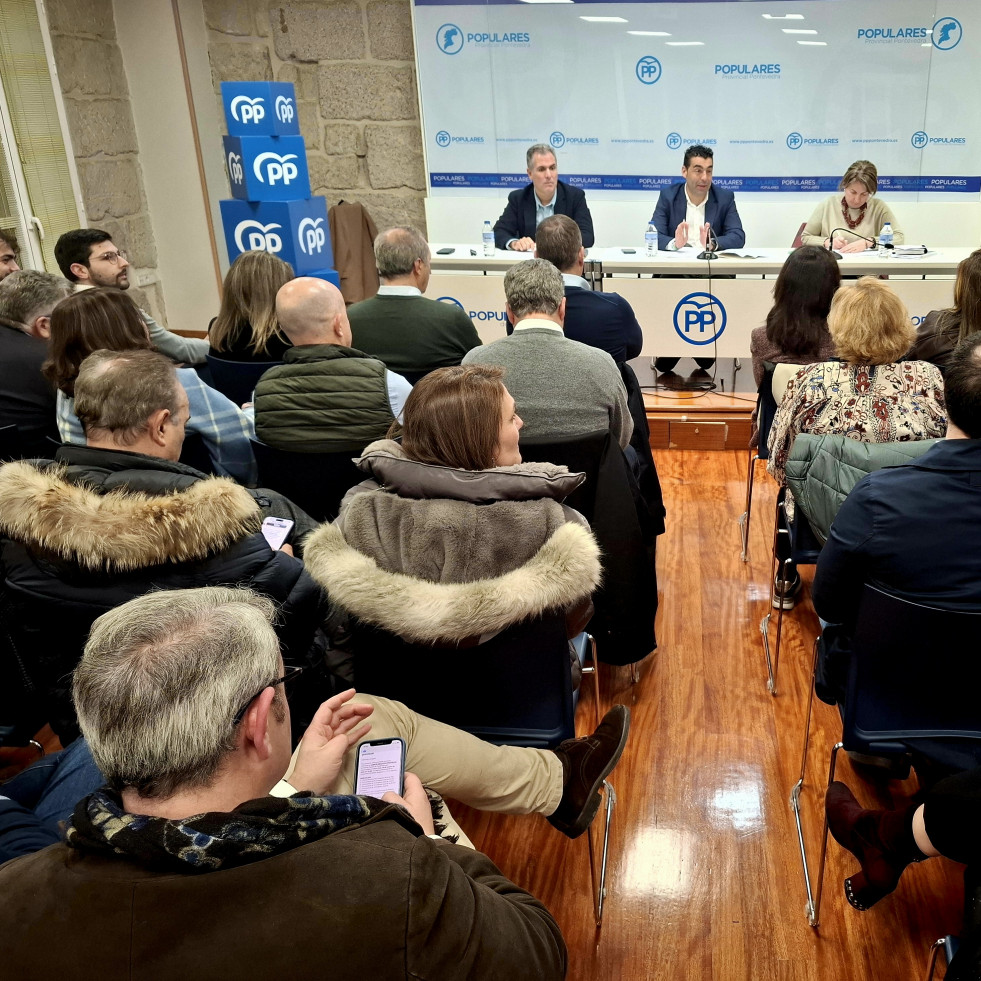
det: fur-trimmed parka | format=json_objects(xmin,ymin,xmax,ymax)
[
  {"xmin": 304, "ymin": 440, "xmax": 601, "ymax": 649},
  {"xmin": 0, "ymin": 445, "xmax": 326, "ymax": 742}
]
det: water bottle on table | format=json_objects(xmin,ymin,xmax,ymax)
[
  {"xmin": 482, "ymin": 221, "xmax": 495, "ymax": 257},
  {"xmin": 645, "ymin": 223, "xmax": 657, "ymax": 258},
  {"xmin": 879, "ymin": 222, "xmax": 893, "ymax": 250}
]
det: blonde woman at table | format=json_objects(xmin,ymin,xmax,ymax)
[{"xmin": 801, "ymin": 160, "xmax": 904, "ymax": 254}]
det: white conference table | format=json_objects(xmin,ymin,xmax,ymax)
[{"xmin": 428, "ymin": 244, "xmax": 967, "ymax": 358}]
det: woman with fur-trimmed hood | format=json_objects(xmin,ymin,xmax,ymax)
[{"xmin": 304, "ymin": 365, "xmax": 601, "ymax": 665}]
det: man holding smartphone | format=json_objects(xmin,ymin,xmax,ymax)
[{"xmin": 1, "ymin": 587, "xmax": 571, "ymax": 980}]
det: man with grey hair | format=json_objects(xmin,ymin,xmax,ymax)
[
  {"xmin": 0, "ymin": 269, "xmax": 73, "ymax": 455},
  {"xmin": 347, "ymin": 225, "xmax": 480, "ymax": 380},
  {"xmin": 464, "ymin": 258, "xmax": 631, "ymax": 448},
  {"xmin": 0, "ymin": 227, "xmax": 20, "ymax": 281},
  {"xmin": 493, "ymin": 144, "xmax": 594, "ymax": 252},
  {"xmin": 0, "ymin": 348, "xmax": 323, "ymax": 741},
  {"xmin": 0, "ymin": 586, "xmax": 632, "ymax": 977},
  {"xmin": 253, "ymin": 277, "xmax": 411, "ymax": 451}
]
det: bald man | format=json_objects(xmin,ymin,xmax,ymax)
[{"xmin": 252, "ymin": 277, "xmax": 412, "ymax": 452}]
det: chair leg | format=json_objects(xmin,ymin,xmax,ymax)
[
  {"xmin": 761, "ymin": 500, "xmax": 790, "ymax": 695},
  {"xmin": 580, "ymin": 634, "xmax": 601, "ymax": 727},
  {"xmin": 924, "ymin": 938, "xmax": 945, "ymax": 981},
  {"xmin": 630, "ymin": 662, "xmax": 640, "ymax": 685},
  {"xmin": 739, "ymin": 451, "xmax": 759, "ymax": 562},
  {"xmin": 586, "ymin": 778, "xmax": 617, "ymax": 928}
]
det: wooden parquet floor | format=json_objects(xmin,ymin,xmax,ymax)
[{"xmin": 450, "ymin": 448, "xmax": 964, "ymax": 980}]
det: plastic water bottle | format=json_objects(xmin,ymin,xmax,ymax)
[
  {"xmin": 879, "ymin": 222, "xmax": 894, "ymax": 250},
  {"xmin": 645, "ymin": 222, "xmax": 657, "ymax": 257},
  {"xmin": 482, "ymin": 221, "xmax": 495, "ymax": 257}
]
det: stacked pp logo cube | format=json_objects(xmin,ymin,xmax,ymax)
[{"xmin": 218, "ymin": 81, "xmax": 338, "ymax": 286}]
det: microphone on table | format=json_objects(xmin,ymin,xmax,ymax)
[
  {"xmin": 827, "ymin": 228, "xmax": 877, "ymax": 260},
  {"xmin": 697, "ymin": 223, "xmax": 718, "ymax": 260}
]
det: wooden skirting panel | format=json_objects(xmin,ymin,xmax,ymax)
[{"xmin": 645, "ymin": 390, "xmax": 755, "ymax": 450}]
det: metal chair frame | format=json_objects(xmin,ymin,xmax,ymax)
[
  {"xmin": 925, "ymin": 935, "xmax": 959, "ymax": 981},
  {"xmin": 789, "ymin": 587, "xmax": 981, "ymax": 928},
  {"xmin": 738, "ymin": 364, "xmax": 778, "ymax": 562}
]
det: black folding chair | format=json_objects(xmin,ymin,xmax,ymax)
[{"xmin": 205, "ymin": 354, "xmax": 282, "ymax": 406}]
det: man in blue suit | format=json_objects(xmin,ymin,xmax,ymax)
[
  {"xmin": 651, "ymin": 145, "xmax": 745, "ymax": 381},
  {"xmin": 534, "ymin": 214, "xmax": 641, "ymax": 364},
  {"xmin": 493, "ymin": 144, "xmax": 594, "ymax": 252}
]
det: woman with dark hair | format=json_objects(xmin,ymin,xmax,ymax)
[
  {"xmin": 908, "ymin": 249, "xmax": 981, "ymax": 372},
  {"xmin": 208, "ymin": 251, "xmax": 294, "ymax": 362},
  {"xmin": 751, "ymin": 245, "xmax": 841, "ymax": 387},
  {"xmin": 45, "ymin": 288, "xmax": 256, "ymax": 483},
  {"xmin": 304, "ymin": 364, "xmax": 601, "ymax": 658},
  {"xmin": 801, "ymin": 160, "xmax": 904, "ymax": 253}
]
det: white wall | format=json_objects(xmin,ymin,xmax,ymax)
[
  {"xmin": 425, "ymin": 196, "xmax": 981, "ymax": 250},
  {"xmin": 114, "ymin": 0, "xmax": 221, "ymax": 332}
]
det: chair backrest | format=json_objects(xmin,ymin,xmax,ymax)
[
  {"xmin": 0, "ymin": 424, "xmax": 23, "ymax": 463},
  {"xmin": 791, "ymin": 222, "xmax": 807, "ymax": 249},
  {"xmin": 756, "ymin": 363, "xmax": 779, "ymax": 461},
  {"xmin": 205, "ymin": 354, "xmax": 282, "ymax": 406},
  {"xmin": 178, "ymin": 432, "xmax": 217, "ymax": 475},
  {"xmin": 844, "ymin": 584, "xmax": 981, "ymax": 771},
  {"xmin": 0, "ymin": 589, "xmax": 46, "ymax": 748},
  {"xmin": 618, "ymin": 361, "xmax": 666, "ymax": 534},
  {"xmin": 250, "ymin": 438, "xmax": 364, "ymax": 522},
  {"xmin": 521, "ymin": 429, "xmax": 657, "ymax": 665},
  {"xmin": 350, "ymin": 611, "xmax": 577, "ymax": 748}
]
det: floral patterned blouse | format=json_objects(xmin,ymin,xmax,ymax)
[{"xmin": 767, "ymin": 359, "xmax": 947, "ymax": 488}]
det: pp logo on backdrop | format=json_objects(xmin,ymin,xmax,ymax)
[
  {"xmin": 275, "ymin": 95, "xmax": 295, "ymax": 124},
  {"xmin": 673, "ymin": 292, "xmax": 727, "ymax": 346},
  {"xmin": 234, "ymin": 220, "xmax": 283, "ymax": 254},
  {"xmin": 933, "ymin": 17, "xmax": 962, "ymax": 50},
  {"xmin": 253, "ymin": 152, "xmax": 299, "ymax": 185},
  {"xmin": 666, "ymin": 132, "xmax": 683, "ymax": 150},
  {"xmin": 911, "ymin": 131, "xmax": 929, "ymax": 149},
  {"xmin": 230, "ymin": 95, "xmax": 265, "ymax": 125},
  {"xmin": 227, "ymin": 152, "xmax": 244, "ymax": 185},
  {"xmin": 298, "ymin": 218, "xmax": 326, "ymax": 256},
  {"xmin": 636, "ymin": 56, "xmax": 662, "ymax": 85},
  {"xmin": 786, "ymin": 132, "xmax": 803, "ymax": 150},
  {"xmin": 435, "ymin": 130, "xmax": 451, "ymax": 148},
  {"xmin": 437, "ymin": 24, "xmax": 464, "ymax": 54},
  {"xmin": 436, "ymin": 296, "xmax": 466, "ymax": 309},
  {"xmin": 549, "ymin": 131, "xmax": 565, "ymax": 149}
]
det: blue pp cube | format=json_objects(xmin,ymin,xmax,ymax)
[
  {"xmin": 219, "ymin": 197, "xmax": 335, "ymax": 275},
  {"xmin": 221, "ymin": 82, "xmax": 300, "ymax": 137},
  {"xmin": 224, "ymin": 135, "xmax": 311, "ymax": 202}
]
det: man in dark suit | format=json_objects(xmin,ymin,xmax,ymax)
[
  {"xmin": 493, "ymin": 144, "xmax": 594, "ymax": 252},
  {"xmin": 651, "ymin": 145, "xmax": 745, "ymax": 381},
  {"xmin": 534, "ymin": 214, "xmax": 641, "ymax": 364}
]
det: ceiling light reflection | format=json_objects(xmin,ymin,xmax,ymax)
[
  {"xmin": 709, "ymin": 770, "xmax": 764, "ymax": 832},
  {"xmin": 620, "ymin": 828, "xmax": 694, "ymax": 901}
]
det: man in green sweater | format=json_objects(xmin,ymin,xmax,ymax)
[{"xmin": 347, "ymin": 226, "xmax": 480, "ymax": 381}]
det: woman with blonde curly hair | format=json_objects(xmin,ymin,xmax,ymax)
[
  {"xmin": 208, "ymin": 251, "xmax": 294, "ymax": 362},
  {"xmin": 765, "ymin": 277, "xmax": 946, "ymax": 606}
]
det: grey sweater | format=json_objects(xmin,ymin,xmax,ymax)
[{"xmin": 463, "ymin": 325, "xmax": 632, "ymax": 449}]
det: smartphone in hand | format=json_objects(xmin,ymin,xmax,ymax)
[
  {"xmin": 261, "ymin": 516, "xmax": 294, "ymax": 550},
  {"xmin": 354, "ymin": 738, "xmax": 406, "ymax": 797}
]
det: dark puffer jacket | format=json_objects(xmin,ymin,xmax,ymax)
[{"xmin": 0, "ymin": 445, "xmax": 327, "ymax": 741}]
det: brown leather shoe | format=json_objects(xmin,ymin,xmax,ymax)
[{"xmin": 548, "ymin": 705, "xmax": 630, "ymax": 839}]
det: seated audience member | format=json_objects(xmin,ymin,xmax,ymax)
[
  {"xmin": 0, "ymin": 270, "xmax": 73, "ymax": 455},
  {"xmin": 766, "ymin": 277, "xmax": 946, "ymax": 608},
  {"xmin": 908, "ymin": 248, "xmax": 981, "ymax": 373},
  {"xmin": 534, "ymin": 214, "xmax": 642, "ymax": 364},
  {"xmin": 347, "ymin": 226, "xmax": 481, "ymax": 379},
  {"xmin": 305, "ymin": 364, "xmax": 601, "ymax": 670},
  {"xmin": 54, "ymin": 227, "xmax": 208, "ymax": 365},
  {"xmin": 0, "ymin": 349, "xmax": 319, "ymax": 742},
  {"xmin": 0, "ymin": 592, "xmax": 629, "ymax": 865},
  {"xmin": 463, "ymin": 259, "xmax": 632, "ymax": 448},
  {"xmin": 811, "ymin": 334, "xmax": 981, "ymax": 703},
  {"xmin": 45, "ymin": 288, "xmax": 256, "ymax": 483},
  {"xmin": 208, "ymin": 250, "xmax": 295, "ymax": 362},
  {"xmin": 493, "ymin": 143, "xmax": 594, "ymax": 252},
  {"xmin": 0, "ymin": 587, "xmax": 630, "ymax": 980},
  {"xmin": 0, "ymin": 227, "xmax": 20, "ymax": 281},
  {"xmin": 749, "ymin": 245, "xmax": 840, "ymax": 444},
  {"xmin": 253, "ymin": 277, "xmax": 411, "ymax": 452}
]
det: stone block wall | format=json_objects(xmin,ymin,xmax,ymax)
[
  {"xmin": 205, "ymin": 0, "xmax": 426, "ymax": 235},
  {"xmin": 46, "ymin": 0, "xmax": 167, "ymax": 325}
]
